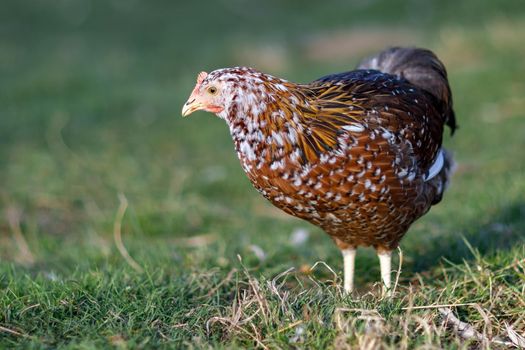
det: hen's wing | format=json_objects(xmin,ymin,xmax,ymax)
[{"xmin": 300, "ymin": 69, "xmax": 444, "ymax": 174}]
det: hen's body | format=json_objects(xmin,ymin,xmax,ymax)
[{"xmin": 183, "ymin": 47, "xmax": 456, "ymax": 294}]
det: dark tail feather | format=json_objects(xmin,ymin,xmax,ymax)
[{"xmin": 357, "ymin": 47, "xmax": 457, "ymax": 135}]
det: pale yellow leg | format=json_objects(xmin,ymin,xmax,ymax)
[
  {"xmin": 342, "ymin": 248, "xmax": 356, "ymax": 294},
  {"xmin": 377, "ymin": 250, "xmax": 392, "ymax": 296}
]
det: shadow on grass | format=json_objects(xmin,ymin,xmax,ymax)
[
  {"xmin": 293, "ymin": 200, "xmax": 525, "ymax": 288},
  {"xmin": 244, "ymin": 200, "xmax": 525, "ymax": 290},
  {"xmin": 405, "ymin": 200, "xmax": 525, "ymax": 273}
]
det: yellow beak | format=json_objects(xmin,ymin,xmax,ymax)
[{"xmin": 181, "ymin": 99, "xmax": 204, "ymax": 117}]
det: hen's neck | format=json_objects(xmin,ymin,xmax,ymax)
[{"xmin": 224, "ymin": 81, "xmax": 313, "ymax": 173}]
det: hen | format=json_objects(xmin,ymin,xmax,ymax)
[{"xmin": 182, "ymin": 47, "xmax": 456, "ymax": 295}]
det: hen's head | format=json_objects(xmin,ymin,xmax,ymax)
[
  {"xmin": 182, "ymin": 67, "xmax": 290, "ymax": 121},
  {"xmin": 182, "ymin": 71, "xmax": 226, "ymax": 117}
]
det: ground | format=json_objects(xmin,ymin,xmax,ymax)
[{"xmin": 1, "ymin": 1, "xmax": 524, "ymax": 348}]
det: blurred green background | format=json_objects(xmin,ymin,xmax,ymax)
[{"xmin": 1, "ymin": 0, "xmax": 525, "ymax": 347}]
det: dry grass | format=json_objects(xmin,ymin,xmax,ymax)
[{"xmin": 201, "ymin": 252, "xmax": 525, "ymax": 349}]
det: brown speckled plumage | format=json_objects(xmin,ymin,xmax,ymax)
[{"xmin": 182, "ymin": 47, "xmax": 456, "ymax": 293}]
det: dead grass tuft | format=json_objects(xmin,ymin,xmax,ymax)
[{"xmin": 202, "ymin": 252, "xmax": 525, "ymax": 349}]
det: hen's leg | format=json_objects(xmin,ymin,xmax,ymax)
[
  {"xmin": 377, "ymin": 250, "xmax": 392, "ymax": 296},
  {"xmin": 341, "ymin": 248, "xmax": 356, "ymax": 294}
]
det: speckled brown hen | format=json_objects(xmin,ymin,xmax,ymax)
[{"xmin": 182, "ymin": 47, "xmax": 456, "ymax": 295}]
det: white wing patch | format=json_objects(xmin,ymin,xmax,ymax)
[
  {"xmin": 424, "ymin": 149, "xmax": 444, "ymax": 182},
  {"xmin": 342, "ymin": 123, "xmax": 365, "ymax": 133}
]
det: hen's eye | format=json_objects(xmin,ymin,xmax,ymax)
[{"xmin": 208, "ymin": 86, "xmax": 218, "ymax": 95}]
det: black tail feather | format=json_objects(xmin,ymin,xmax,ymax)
[{"xmin": 358, "ymin": 47, "xmax": 456, "ymax": 135}]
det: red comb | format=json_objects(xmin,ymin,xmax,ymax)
[{"xmin": 196, "ymin": 71, "xmax": 208, "ymax": 85}]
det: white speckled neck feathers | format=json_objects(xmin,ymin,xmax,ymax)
[
  {"xmin": 210, "ymin": 67, "xmax": 315, "ymax": 172},
  {"xmin": 214, "ymin": 68, "xmax": 373, "ymax": 175}
]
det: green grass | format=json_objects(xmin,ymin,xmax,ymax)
[{"xmin": 1, "ymin": 1, "xmax": 525, "ymax": 348}]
